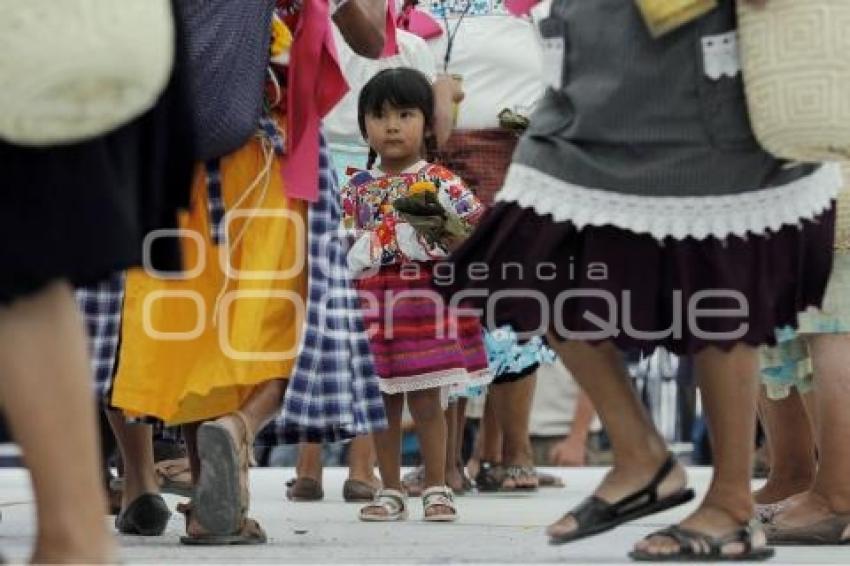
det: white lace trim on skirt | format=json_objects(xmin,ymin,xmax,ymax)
[{"xmin": 496, "ymin": 163, "xmax": 843, "ymax": 241}]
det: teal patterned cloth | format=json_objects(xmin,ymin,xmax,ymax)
[
  {"xmin": 449, "ymin": 327, "xmax": 556, "ymax": 400},
  {"xmin": 760, "ymin": 253, "xmax": 850, "ymax": 399},
  {"xmin": 484, "ymin": 326, "xmax": 555, "ymax": 376}
]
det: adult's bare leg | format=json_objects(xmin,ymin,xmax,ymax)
[
  {"xmin": 754, "ymin": 388, "xmax": 815, "ymax": 505},
  {"xmin": 0, "ymin": 281, "xmax": 117, "ymax": 563},
  {"xmin": 636, "ymin": 344, "xmax": 761, "ymax": 557},
  {"xmin": 546, "ymin": 338, "xmax": 684, "ymax": 540},
  {"xmin": 106, "ymin": 411, "xmax": 159, "ymax": 509},
  {"xmin": 769, "ymin": 334, "xmax": 850, "ymax": 538}
]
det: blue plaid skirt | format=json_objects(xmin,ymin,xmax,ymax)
[
  {"xmin": 75, "ymin": 273, "xmax": 125, "ymax": 399},
  {"xmin": 275, "ymin": 134, "xmax": 387, "ymax": 443}
]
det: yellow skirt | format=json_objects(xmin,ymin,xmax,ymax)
[{"xmin": 112, "ymin": 136, "xmax": 307, "ymax": 425}]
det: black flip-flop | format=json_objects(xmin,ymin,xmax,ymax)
[
  {"xmin": 549, "ymin": 454, "xmax": 694, "ymax": 545},
  {"xmin": 474, "ymin": 462, "xmax": 505, "ymax": 493},
  {"xmin": 115, "ymin": 493, "xmax": 171, "ymax": 536},
  {"xmin": 629, "ymin": 523, "xmax": 775, "ymax": 562}
]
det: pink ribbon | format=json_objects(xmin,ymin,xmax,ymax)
[
  {"xmin": 383, "ymin": 0, "xmax": 400, "ymax": 56},
  {"xmin": 397, "ymin": 3, "xmax": 443, "ymax": 40},
  {"xmin": 505, "ymin": 0, "xmax": 541, "ymax": 17},
  {"xmin": 284, "ymin": 0, "xmax": 399, "ymax": 201}
]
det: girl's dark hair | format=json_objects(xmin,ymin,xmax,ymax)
[{"xmin": 357, "ymin": 67, "xmax": 437, "ymax": 169}]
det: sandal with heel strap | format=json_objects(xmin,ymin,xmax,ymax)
[
  {"xmin": 194, "ymin": 410, "xmax": 253, "ymax": 537},
  {"xmin": 422, "ymin": 486, "xmax": 457, "ymax": 522},
  {"xmin": 359, "ymin": 488, "xmax": 408, "ymax": 522},
  {"xmin": 177, "ymin": 501, "xmax": 267, "ymax": 546},
  {"xmin": 548, "ymin": 453, "xmax": 694, "ymax": 545},
  {"xmin": 630, "ymin": 521, "xmax": 775, "ymax": 562}
]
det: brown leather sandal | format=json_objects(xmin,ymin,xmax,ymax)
[
  {"xmin": 194, "ymin": 411, "xmax": 253, "ymax": 536},
  {"xmin": 343, "ymin": 479, "xmax": 377, "ymax": 502},
  {"xmin": 177, "ymin": 502, "xmax": 267, "ymax": 546},
  {"xmin": 286, "ymin": 477, "xmax": 324, "ymax": 501}
]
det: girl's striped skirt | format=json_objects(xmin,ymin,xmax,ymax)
[{"xmin": 356, "ymin": 263, "xmax": 491, "ymax": 395}]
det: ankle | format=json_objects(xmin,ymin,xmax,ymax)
[
  {"xmin": 297, "ymin": 461, "xmax": 323, "ymax": 483},
  {"xmin": 121, "ymin": 471, "xmax": 160, "ymax": 502},
  {"xmin": 811, "ymin": 484, "xmax": 850, "ymax": 514},
  {"xmin": 703, "ymin": 490, "xmax": 754, "ymax": 525},
  {"xmin": 767, "ymin": 467, "xmax": 816, "ymax": 488},
  {"xmin": 348, "ymin": 468, "xmax": 376, "ymax": 483},
  {"xmin": 37, "ymin": 519, "xmax": 117, "ymax": 563},
  {"xmin": 502, "ymin": 446, "xmax": 533, "ymax": 467},
  {"xmin": 753, "ymin": 475, "xmax": 812, "ymax": 504},
  {"xmin": 615, "ymin": 437, "xmax": 670, "ymax": 470},
  {"xmin": 298, "ymin": 472, "xmax": 322, "ymax": 484}
]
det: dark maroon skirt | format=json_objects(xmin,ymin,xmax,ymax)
[{"xmin": 434, "ymin": 202, "xmax": 836, "ymax": 356}]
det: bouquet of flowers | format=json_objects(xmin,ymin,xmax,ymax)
[{"xmin": 392, "ymin": 181, "xmax": 471, "ymax": 247}]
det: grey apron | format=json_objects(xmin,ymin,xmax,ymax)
[{"xmin": 517, "ymin": 0, "xmax": 816, "ymax": 197}]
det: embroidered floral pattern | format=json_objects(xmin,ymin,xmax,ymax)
[
  {"xmin": 341, "ymin": 163, "xmax": 483, "ymax": 268},
  {"xmin": 427, "ymin": 0, "xmax": 509, "ymax": 18}
]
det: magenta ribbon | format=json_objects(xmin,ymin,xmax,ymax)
[
  {"xmin": 284, "ymin": 0, "xmax": 398, "ymax": 202},
  {"xmin": 505, "ymin": 0, "xmax": 541, "ymax": 17},
  {"xmin": 397, "ymin": 3, "xmax": 443, "ymax": 40}
]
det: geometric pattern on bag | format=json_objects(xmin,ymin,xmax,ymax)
[
  {"xmin": 836, "ymin": 163, "xmax": 850, "ymax": 251},
  {"xmin": 738, "ymin": 0, "xmax": 850, "ymax": 162}
]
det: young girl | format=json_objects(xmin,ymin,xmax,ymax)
[{"xmin": 342, "ymin": 68, "xmax": 490, "ymax": 522}]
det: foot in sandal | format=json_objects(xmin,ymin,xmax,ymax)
[
  {"xmin": 764, "ymin": 490, "xmax": 850, "ymax": 545},
  {"xmin": 154, "ymin": 457, "xmax": 193, "ymax": 498},
  {"xmin": 630, "ymin": 521, "xmax": 774, "ymax": 561},
  {"xmin": 422, "ymin": 486, "xmax": 457, "ymax": 522},
  {"xmin": 632, "ymin": 504, "xmax": 773, "ymax": 561},
  {"xmin": 178, "ymin": 502, "xmax": 267, "ymax": 546},
  {"xmin": 359, "ymin": 488, "xmax": 409, "ymax": 522},
  {"xmin": 194, "ymin": 411, "xmax": 253, "ymax": 537},
  {"xmin": 547, "ymin": 453, "xmax": 690, "ymax": 544},
  {"xmin": 501, "ymin": 465, "xmax": 539, "ymax": 491}
]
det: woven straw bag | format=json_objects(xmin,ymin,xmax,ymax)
[
  {"xmin": 0, "ymin": 0, "xmax": 174, "ymax": 146},
  {"xmin": 836, "ymin": 163, "xmax": 850, "ymax": 251},
  {"xmin": 174, "ymin": 0, "xmax": 276, "ymax": 161},
  {"xmin": 737, "ymin": 0, "xmax": 850, "ymax": 162}
]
